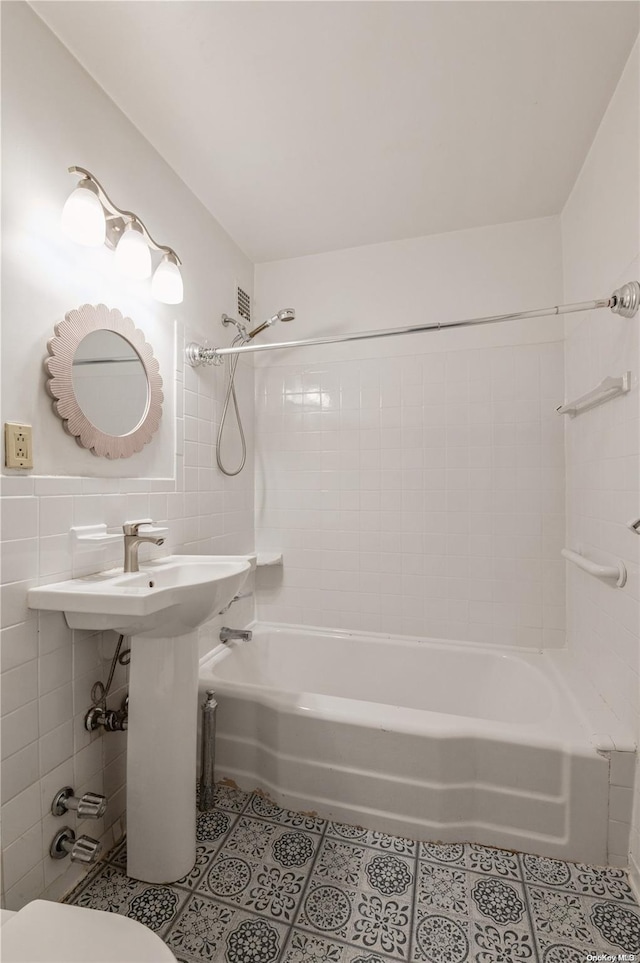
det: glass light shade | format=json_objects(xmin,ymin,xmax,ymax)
[
  {"xmin": 151, "ymin": 255, "xmax": 184, "ymax": 304},
  {"xmin": 61, "ymin": 184, "xmax": 106, "ymax": 247},
  {"xmin": 114, "ymin": 223, "xmax": 152, "ymax": 280}
]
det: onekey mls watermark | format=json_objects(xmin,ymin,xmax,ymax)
[{"xmin": 586, "ymin": 955, "xmax": 637, "ymax": 962}]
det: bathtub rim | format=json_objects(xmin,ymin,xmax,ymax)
[{"xmin": 199, "ymin": 620, "xmax": 635, "ymax": 754}]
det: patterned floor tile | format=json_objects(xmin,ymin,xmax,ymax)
[
  {"xmin": 177, "ymin": 844, "xmax": 223, "ymax": 891},
  {"xmin": 71, "ymin": 863, "xmax": 188, "ymax": 935},
  {"xmin": 468, "ymin": 876, "xmax": 528, "ymax": 929},
  {"xmin": 412, "ymin": 905, "xmax": 538, "ymax": 963},
  {"xmin": 530, "ymin": 887, "xmax": 640, "ymax": 955},
  {"xmin": 224, "ymin": 816, "xmax": 281, "ymax": 859},
  {"xmin": 197, "ymin": 808, "xmax": 238, "ymax": 845},
  {"xmin": 535, "ymin": 940, "xmax": 586, "ymax": 963},
  {"xmin": 200, "ymin": 852, "xmax": 308, "ymax": 924},
  {"xmin": 164, "ymin": 894, "xmax": 236, "ymax": 961},
  {"xmin": 296, "ymin": 881, "xmax": 413, "ymax": 960},
  {"xmin": 247, "ymin": 793, "xmax": 327, "ymax": 834},
  {"xmin": 527, "ymin": 885, "xmax": 595, "ymax": 947},
  {"xmin": 72, "ymin": 863, "xmax": 144, "ymax": 913},
  {"xmin": 282, "ymin": 928, "xmax": 347, "ymax": 963},
  {"xmin": 314, "ymin": 840, "xmax": 367, "ymax": 888},
  {"xmin": 521, "ymin": 852, "xmax": 638, "ymax": 905},
  {"xmin": 570, "ymin": 863, "xmax": 638, "ymax": 904},
  {"xmin": 469, "ymin": 921, "xmax": 536, "ymax": 962},
  {"xmin": 127, "ymin": 884, "xmax": 190, "ymax": 937},
  {"xmin": 347, "ymin": 891, "xmax": 413, "ymax": 959},
  {"xmin": 418, "ymin": 843, "xmax": 467, "ymax": 868},
  {"xmin": 221, "ymin": 816, "xmax": 323, "ymax": 869},
  {"xmin": 585, "ymin": 895, "xmax": 640, "ymax": 954},
  {"xmin": 465, "ymin": 845, "xmax": 521, "ymax": 881},
  {"xmin": 312, "ymin": 837, "xmax": 415, "ymax": 898},
  {"xmin": 413, "ymin": 870, "xmax": 538, "ymax": 962},
  {"xmin": 64, "ymin": 780, "xmax": 640, "ymax": 963},
  {"xmin": 520, "ymin": 854, "xmax": 574, "ymax": 890},
  {"xmin": 411, "ymin": 910, "xmax": 471, "ymax": 963},
  {"xmin": 296, "ymin": 884, "xmax": 358, "ymax": 941},
  {"xmin": 214, "ymin": 784, "xmax": 252, "ymax": 814},
  {"xmin": 419, "ymin": 842, "xmax": 521, "ymax": 882},
  {"xmin": 282, "ymin": 929, "xmax": 398, "ymax": 963},
  {"xmin": 343, "ymin": 949, "xmax": 395, "ymax": 963},
  {"xmin": 327, "ymin": 822, "xmax": 416, "ymax": 858},
  {"xmin": 165, "ymin": 895, "xmax": 288, "ymax": 963},
  {"xmin": 417, "ymin": 863, "xmax": 469, "ymax": 917}
]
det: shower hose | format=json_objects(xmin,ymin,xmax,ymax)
[{"xmin": 216, "ymin": 334, "xmax": 247, "ymax": 476}]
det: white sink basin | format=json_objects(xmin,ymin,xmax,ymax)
[
  {"xmin": 29, "ymin": 552, "xmax": 252, "ymax": 885},
  {"xmin": 28, "ymin": 555, "xmax": 250, "ymax": 637}
]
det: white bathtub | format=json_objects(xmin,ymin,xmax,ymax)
[{"xmin": 200, "ymin": 623, "xmax": 633, "ymax": 864}]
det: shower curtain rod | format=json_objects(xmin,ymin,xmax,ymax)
[{"xmin": 186, "ymin": 281, "xmax": 639, "ymax": 367}]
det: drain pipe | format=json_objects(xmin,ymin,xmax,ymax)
[{"xmin": 198, "ymin": 690, "xmax": 217, "ymax": 812}]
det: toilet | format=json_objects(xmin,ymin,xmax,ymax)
[{"xmin": 0, "ymin": 899, "xmax": 177, "ymax": 962}]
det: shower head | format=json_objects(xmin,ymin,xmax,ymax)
[
  {"xmin": 276, "ymin": 308, "xmax": 295, "ymax": 323},
  {"xmin": 247, "ymin": 307, "xmax": 296, "ymax": 340}
]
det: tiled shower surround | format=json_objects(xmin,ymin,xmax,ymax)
[
  {"xmin": 255, "ymin": 342, "xmax": 565, "ymax": 645},
  {"xmin": 66, "ymin": 784, "xmax": 640, "ymax": 961}
]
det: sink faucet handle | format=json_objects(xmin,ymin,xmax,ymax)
[{"xmin": 123, "ymin": 519, "xmax": 154, "ymax": 536}]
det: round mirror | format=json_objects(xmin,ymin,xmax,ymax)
[
  {"xmin": 72, "ymin": 330, "xmax": 149, "ymax": 435},
  {"xmin": 45, "ymin": 304, "xmax": 163, "ymax": 459}
]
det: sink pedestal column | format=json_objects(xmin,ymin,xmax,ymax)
[{"xmin": 126, "ymin": 631, "xmax": 199, "ymax": 883}]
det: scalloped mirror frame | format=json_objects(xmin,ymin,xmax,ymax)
[{"xmin": 45, "ymin": 303, "xmax": 164, "ymax": 459}]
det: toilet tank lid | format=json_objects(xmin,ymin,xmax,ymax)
[{"xmin": 0, "ymin": 899, "xmax": 177, "ymax": 963}]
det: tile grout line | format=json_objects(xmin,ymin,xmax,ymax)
[
  {"xmin": 517, "ymin": 852, "xmax": 542, "ymax": 963},
  {"xmin": 282, "ymin": 805, "xmax": 331, "ymax": 960},
  {"xmin": 407, "ymin": 832, "xmax": 420, "ymax": 962},
  {"xmin": 291, "ymin": 921, "xmax": 406, "ymax": 962}
]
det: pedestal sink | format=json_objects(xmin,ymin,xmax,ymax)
[{"xmin": 29, "ymin": 555, "xmax": 250, "ymax": 884}]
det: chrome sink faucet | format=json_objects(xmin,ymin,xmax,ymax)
[{"xmin": 123, "ymin": 519, "xmax": 166, "ymax": 573}]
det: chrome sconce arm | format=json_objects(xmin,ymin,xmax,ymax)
[
  {"xmin": 63, "ymin": 167, "xmax": 184, "ymax": 304},
  {"xmin": 68, "ymin": 167, "xmax": 181, "ymax": 263}
]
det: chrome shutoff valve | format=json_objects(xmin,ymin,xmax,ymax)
[
  {"xmin": 85, "ymin": 695, "xmax": 129, "ymax": 733},
  {"xmin": 51, "ymin": 786, "xmax": 107, "ymax": 820},
  {"xmin": 50, "ymin": 827, "xmax": 102, "ymax": 864}
]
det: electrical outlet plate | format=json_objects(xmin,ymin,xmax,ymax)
[{"xmin": 4, "ymin": 422, "xmax": 33, "ymax": 469}]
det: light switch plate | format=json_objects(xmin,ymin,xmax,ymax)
[{"xmin": 4, "ymin": 422, "xmax": 33, "ymax": 469}]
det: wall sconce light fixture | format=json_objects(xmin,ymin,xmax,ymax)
[{"xmin": 61, "ymin": 166, "xmax": 183, "ymax": 304}]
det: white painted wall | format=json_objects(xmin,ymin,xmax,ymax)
[
  {"xmin": 0, "ymin": 2, "xmax": 255, "ymax": 909},
  {"xmin": 561, "ymin": 39, "xmax": 640, "ymax": 876},
  {"xmin": 254, "ymin": 217, "xmax": 566, "ymax": 645}
]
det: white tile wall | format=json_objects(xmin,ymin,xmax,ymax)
[
  {"xmin": 0, "ymin": 331, "xmax": 255, "ymax": 909},
  {"xmin": 561, "ymin": 37, "xmax": 639, "ymax": 871},
  {"xmin": 605, "ymin": 750, "xmax": 637, "ymax": 866},
  {"xmin": 255, "ymin": 341, "xmax": 565, "ymax": 645}
]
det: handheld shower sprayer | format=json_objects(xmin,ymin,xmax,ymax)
[
  {"xmin": 246, "ymin": 308, "xmax": 296, "ymax": 341},
  {"xmin": 222, "ymin": 308, "xmax": 295, "ymax": 343},
  {"xmin": 217, "ymin": 307, "xmax": 296, "ymax": 475}
]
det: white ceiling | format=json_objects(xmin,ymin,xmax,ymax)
[{"xmin": 32, "ymin": 1, "xmax": 639, "ymax": 263}]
